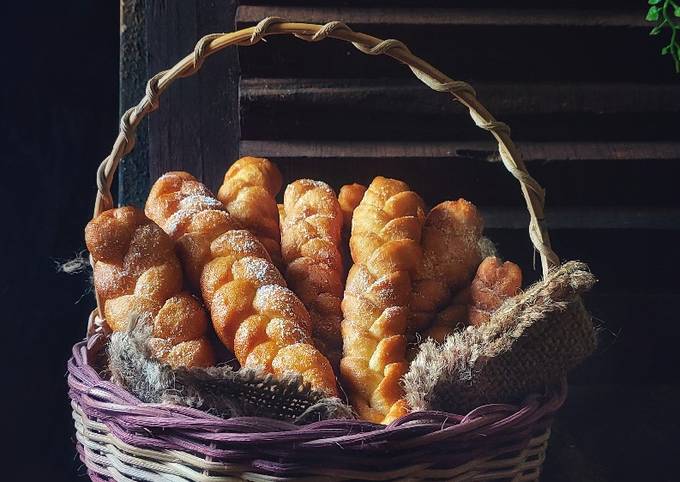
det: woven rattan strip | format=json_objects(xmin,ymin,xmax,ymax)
[{"xmin": 69, "ymin": 337, "xmax": 563, "ymax": 481}]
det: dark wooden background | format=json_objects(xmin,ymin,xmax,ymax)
[{"xmin": 4, "ymin": 1, "xmax": 678, "ymax": 480}]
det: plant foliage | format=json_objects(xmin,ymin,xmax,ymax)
[{"xmin": 647, "ymin": 0, "xmax": 680, "ymax": 73}]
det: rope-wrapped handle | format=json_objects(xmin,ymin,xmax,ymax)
[{"xmin": 94, "ymin": 18, "xmax": 559, "ymax": 300}]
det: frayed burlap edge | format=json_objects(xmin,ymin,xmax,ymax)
[
  {"xmin": 108, "ymin": 323, "xmax": 354, "ymax": 424},
  {"xmin": 404, "ymin": 261, "xmax": 597, "ymax": 414}
]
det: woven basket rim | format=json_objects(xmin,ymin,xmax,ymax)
[
  {"xmin": 69, "ymin": 334, "xmax": 563, "ymax": 479},
  {"xmin": 69, "ymin": 334, "xmax": 566, "ymax": 439}
]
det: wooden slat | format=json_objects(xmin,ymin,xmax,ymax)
[
  {"xmin": 242, "ymin": 0, "xmax": 643, "ymax": 8},
  {"xmin": 483, "ymin": 229, "xmax": 680, "ymax": 294},
  {"xmin": 240, "ymin": 79, "xmax": 680, "ymax": 141},
  {"xmin": 240, "ymin": 140, "xmax": 680, "ymax": 162},
  {"xmin": 119, "ymin": 0, "xmax": 150, "ymax": 206},
  {"xmin": 237, "ymin": 141, "xmax": 680, "ymax": 209},
  {"xmin": 238, "ymin": 6, "xmax": 648, "ymax": 28},
  {"xmin": 119, "ymin": 0, "xmax": 240, "ymax": 197},
  {"xmin": 237, "ymin": 19, "xmax": 674, "ymax": 82},
  {"xmin": 482, "ymin": 207, "xmax": 680, "ymax": 230},
  {"xmin": 242, "ymin": 78, "xmax": 680, "ymax": 115}
]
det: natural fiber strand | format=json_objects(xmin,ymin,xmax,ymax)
[
  {"xmin": 405, "ymin": 261, "xmax": 596, "ymax": 413},
  {"xmin": 108, "ymin": 321, "xmax": 353, "ymax": 423}
]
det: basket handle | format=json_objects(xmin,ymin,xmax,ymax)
[{"xmin": 93, "ymin": 17, "xmax": 559, "ymax": 300}]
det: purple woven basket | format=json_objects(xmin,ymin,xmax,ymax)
[
  {"xmin": 69, "ymin": 18, "xmax": 566, "ymax": 481},
  {"xmin": 69, "ymin": 329, "xmax": 565, "ymax": 481}
]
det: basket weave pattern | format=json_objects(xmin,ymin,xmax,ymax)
[
  {"xmin": 70, "ymin": 334, "xmax": 564, "ymax": 481},
  {"xmin": 70, "ymin": 17, "xmax": 566, "ymax": 481}
]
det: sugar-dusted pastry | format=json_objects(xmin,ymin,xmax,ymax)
[
  {"xmin": 469, "ymin": 256, "xmax": 522, "ymax": 326},
  {"xmin": 85, "ymin": 206, "xmax": 214, "ymax": 368},
  {"xmin": 217, "ymin": 157, "xmax": 284, "ymax": 269},
  {"xmin": 338, "ymin": 183, "xmax": 367, "ymax": 276},
  {"xmin": 410, "ymin": 200, "xmax": 483, "ymax": 334},
  {"xmin": 339, "ymin": 183, "xmax": 367, "ymax": 232},
  {"xmin": 145, "ymin": 172, "xmax": 337, "ymax": 396},
  {"xmin": 281, "ymin": 180, "xmax": 344, "ymax": 370},
  {"xmin": 341, "ymin": 176, "xmax": 426, "ymax": 424},
  {"xmin": 277, "ymin": 203, "xmax": 286, "ymax": 226},
  {"xmin": 422, "ymin": 288, "xmax": 471, "ymax": 343}
]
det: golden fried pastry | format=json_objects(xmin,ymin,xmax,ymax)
[
  {"xmin": 339, "ymin": 183, "xmax": 367, "ymax": 232},
  {"xmin": 338, "ymin": 183, "xmax": 367, "ymax": 276},
  {"xmin": 277, "ymin": 203, "xmax": 286, "ymax": 226},
  {"xmin": 217, "ymin": 157, "xmax": 284, "ymax": 269},
  {"xmin": 85, "ymin": 206, "xmax": 214, "ymax": 368},
  {"xmin": 340, "ymin": 176, "xmax": 426, "ymax": 424},
  {"xmin": 410, "ymin": 200, "xmax": 483, "ymax": 333},
  {"xmin": 469, "ymin": 256, "xmax": 522, "ymax": 326},
  {"xmin": 281, "ymin": 180, "xmax": 344, "ymax": 371},
  {"xmin": 422, "ymin": 288, "xmax": 471, "ymax": 343},
  {"xmin": 145, "ymin": 172, "xmax": 337, "ymax": 396}
]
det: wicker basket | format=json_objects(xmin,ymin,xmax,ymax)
[{"xmin": 69, "ymin": 17, "xmax": 567, "ymax": 481}]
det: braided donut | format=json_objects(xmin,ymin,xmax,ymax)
[
  {"xmin": 410, "ymin": 200, "xmax": 483, "ymax": 334},
  {"xmin": 340, "ymin": 176, "xmax": 425, "ymax": 423},
  {"xmin": 281, "ymin": 180, "xmax": 344, "ymax": 371},
  {"xmin": 277, "ymin": 203, "xmax": 286, "ymax": 226},
  {"xmin": 422, "ymin": 288, "xmax": 471, "ymax": 343},
  {"xmin": 145, "ymin": 172, "xmax": 337, "ymax": 396},
  {"xmin": 338, "ymin": 183, "xmax": 367, "ymax": 233},
  {"xmin": 424, "ymin": 256, "xmax": 522, "ymax": 341},
  {"xmin": 217, "ymin": 157, "xmax": 284, "ymax": 269},
  {"xmin": 338, "ymin": 183, "xmax": 367, "ymax": 276},
  {"xmin": 85, "ymin": 206, "xmax": 214, "ymax": 368},
  {"xmin": 469, "ymin": 256, "xmax": 522, "ymax": 326}
]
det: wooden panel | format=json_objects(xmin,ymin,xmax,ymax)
[
  {"xmin": 236, "ymin": 9, "xmax": 674, "ymax": 82},
  {"xmin": 120, "ymin": 0, "xmax": 240, "ymax": 203},
  {"xmin": 243, "ymin": 1, "xmax": 645, "ymax": 9},
  {"xmin": 482, "ymin": 208, "xmax": 680, "ymax": 230},
  {"xmin": 239, "ymin": 6, "xmax": 649, "ymax": 27},
  {"xmin": 484, "ymin": 229, "xmax": 680, "ymax": 295},
  {"xmin": 238, "ymin": 142, "xmax": 680, "ymax": 208},
  {"xmin": 240, "ymin": 79, "xmax": 680, "ymax": 141},
  {"xmin": 119, "ymin": 0, "xmax": 150, "ymax": 206},
  {"xmin": 242, "ymin": 79, "xmax": 680, "ymax": 116},
  {"xmin": 240, "ymin": 140, "xmax": 680, "ymax": 161}
]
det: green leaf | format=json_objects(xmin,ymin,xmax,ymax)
[
  {"xmin": 650, "ymin": 24, "xmax": 664, "ymax": 35},
  {"xmin": 646, "ymin": 6, "xmax": 660, "ymax": 21},
  {"xmin": 648, "ymin": 0, "xmax": 662, "ymax": 4},
  {"xmin": 661, "ymin": 45, "xmax": 671, "ymax": 55},
  {"xmin": 674, "ymin": 6, "xmax": 680, "ymax": 16}
]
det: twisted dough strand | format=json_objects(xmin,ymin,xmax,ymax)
[
  {"xmin": 281, "ymin": 180, "xmax": 344, "ymax": 370},
  {"xmin": 410, "ymin": 200, "xmax": 483, "ymax": 334},
  {"xmin": 338, "ymin": 183, "xmax": 367, "ymax": 277},
  {"xmin": 217, "ymin": 157, "xmax": 284, "ymax": 269},
  {"xmin": 423, "ymin": 288, "xmax": 471, "ymax": 343},
  {"xmin": 339, "ymin": 183, "xmax": 367, "ymax": 233},
  {"xmin": 145, "ymin": 172, "xmax": 337, "ymax": 396},
  {"xmin": 85, "ymin": 206, "xmax": 214, "ymax": 368},
  {"xmin": 469, "ymin": 256, "xmax": 522, "ymax": 326},
  {"xmin": 341, "ymin": 176, "xmax": 425, "ymax": 423},
  {"xmin": 424, "ymin": 256, "xmax": 523, "ymax": 341}
]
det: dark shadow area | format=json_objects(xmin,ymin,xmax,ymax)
[{"xmin": 1, "ymin": 2, "xmax": 118, "ymax": 480}]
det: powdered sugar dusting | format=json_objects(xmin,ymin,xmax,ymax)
[
  {"xmin": 179, "ymin": 194, "xmax": 223, "ymax": 211},
  {"xmin": 234, "ymin": 256, "xmax": 284, "ymax": 287}
]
